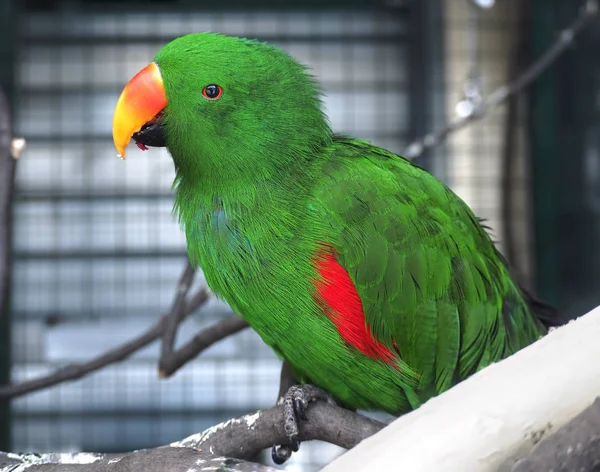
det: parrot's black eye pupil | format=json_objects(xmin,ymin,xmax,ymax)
[{"xmin": 203, "ymin": 84, "xmax": 223, "ymax": 100}]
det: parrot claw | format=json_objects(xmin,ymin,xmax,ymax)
[
  {"xmin": 294, "ymin": 397, "xmax": 308, "ymax": 421},
  {"xmin": 271, "ymin": 384, "xmax": 335, "ymax": 465},
  {"xmin": 271, "ymin": 444, "xmax": 293, "ymax": 465}
]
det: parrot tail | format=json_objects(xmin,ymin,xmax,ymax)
[
  {"xmin": 520, "ymin": 286, "xmax": 568, "ymax": 329},
  {"xmin": 477, "ymin": 217, "xmax": 568, "ymax": 330}
]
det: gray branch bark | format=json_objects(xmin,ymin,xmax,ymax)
[
  {"xmin": 0, "ymin": 402, "xmax": 385, "ymax": 472},
  {"xmin": 158, "ymin": 316, "xmax": 249, "ymax": 378},
  {"xmin": 172, "ymin": 401, "xmax": 384, "ymax": 457},
  {"xmin": 158, "ymin": 261, "xmax": 196, "ymax": 374},
  {"xmin": 155, "ymin": 262, "xmax": 250, "ymax": 379}
]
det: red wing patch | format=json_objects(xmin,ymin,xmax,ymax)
[{"xmin": 314, "ymin": 249, "xmax": 396, "ymax": 365}]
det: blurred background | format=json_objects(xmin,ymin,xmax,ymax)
[{"xmin": 0, "ymin": 0, "xmax": 598, "ymax": 470}]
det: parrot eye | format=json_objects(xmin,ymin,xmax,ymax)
[{"xmin": 202, "ymin": 84, "xmax": 224, "ymax": 100}]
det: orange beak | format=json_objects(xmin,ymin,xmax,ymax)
[{"xmin": 112, "ymin": 62, "xmax": 167, "ymax": 159}]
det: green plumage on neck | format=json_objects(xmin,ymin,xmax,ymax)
[{"xmin": 150, "ymin": 32, "xmax": 558, "ymax": 414}]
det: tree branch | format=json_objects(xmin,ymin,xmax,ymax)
[
  {"xmin": 4, "ymin": 302, "xmax": 600, "ymax": 472},
  {"xmin": 171, "ymin": 401, "xmax": 384, "ymax": 458},
  {"xmin": 153, "ymin": 260, "xmax": 252, "ymax": 379},
  {"xmin": 500, "ymin": 0, "xmax": 529, "ymax": 267},
  {"xmin": 0, "ymin": 402, "xmax": 384, "ymax": 471},
  {"xmin": 403, "ymin": 0, "xmax": 599, "ymax": 160}
]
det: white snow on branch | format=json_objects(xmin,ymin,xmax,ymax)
[
  {"xmin": 170, "ymin": 410, "xmax": 262, "ymax": 450},
  {"xmin": 0, "ymin": 452, "xmax": 104, "ymax": 472},
  {"xmin": 171, "ymin": 418, "xmax": 241, "ymax": 448},
  {"xmin": 244, "ymin": 411, "xmax": 261, "ymax": 429}
]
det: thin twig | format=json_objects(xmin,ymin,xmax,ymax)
[
  {"xmin": 403, "ymin": 0, "xmax": 599, "ymax": 160},
  {"xmin": 159, "ymin": 317, "xmax": 249, "ymax": 378},
  {"xmin": 157, "ymin": 261, "xmax": 250, "ymax": 378},
  {"xmin": 158, "ymin": 261, "xmax": 196, "ymax": 370},
  {"xmin": 0, "ymin": 288, "xmax": 209, "ymax": 401}
]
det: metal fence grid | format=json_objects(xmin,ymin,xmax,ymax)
[{"xmin": 9, "ymin": 0, "xmax": 597, "ymax": 470}]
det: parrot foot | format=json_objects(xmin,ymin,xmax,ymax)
[{"xmin": 270, "ymin": 384, "xmax": 335, "ymax": 465}]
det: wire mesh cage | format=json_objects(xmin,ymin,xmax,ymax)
[{"xmin": 3, "ymin": 0, "xmax": 600, "ymax": 471}]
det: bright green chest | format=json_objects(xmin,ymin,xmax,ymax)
[
  {"xmin": 184, "ymin": 199, "xmax": 263, "ymax": 300},
  {"xmin": 181, "ymin": 196, "xmax": 310, "ymax": 324}
]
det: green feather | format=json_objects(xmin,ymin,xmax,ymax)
[{"xmin": 434, "ymin": 301, "xmax": 460, "ymax": 393}]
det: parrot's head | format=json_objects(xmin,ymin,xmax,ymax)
[{"xmin": 112, "ymin": 32, "xmax": 332, "ymax": 182}]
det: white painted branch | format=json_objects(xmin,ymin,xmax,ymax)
[{"xmin": 322, "ymin": 305, "xmax": 600, "ymax": 472}]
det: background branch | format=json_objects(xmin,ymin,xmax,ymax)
[
  {"xmin": 0, "ymin": 286, "xmax": 210, "ymax": 401},
  {"xmin": 500, "ymin": 0, "xmax": 529, "ymax": 267},
  {"xmin": 403, "ymin": 0, "xmax": 598, "ymax": 160},
  {"xmin": 0, "ymin": 83, "xmax": 16, "ymax": 450},
  {"xmin": 0, "ymin": 257, "xmax": 250, "ymax": 401},
  {"xmin": 159, "ymin": 316, "xmax": 249, "ymax": 378},
  {"xmin": 158, "ymin": 261, "xmax": 196, "ymax": 371}
]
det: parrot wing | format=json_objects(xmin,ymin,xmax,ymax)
[{"xmin": 314, "ymin": 136, "xmax": 543, "ymax": 402}]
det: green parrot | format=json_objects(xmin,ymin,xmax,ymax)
[{"xmin": 112, "ymin": 32, "xmax": 562, "ymax": 462}]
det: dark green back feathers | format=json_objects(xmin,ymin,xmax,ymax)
[{"xmin": 314, "ymin": 137, "xmax": 551, "ymax": 405}]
